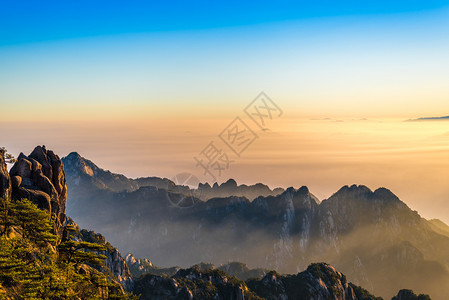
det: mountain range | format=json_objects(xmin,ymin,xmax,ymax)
[
  {"xmin": 1, "ymin": 145, "xmax": 424, "ymax": 299},
  {"xmin": 61, "ymin": 151, "xmax": 449, "ymax": 299}
]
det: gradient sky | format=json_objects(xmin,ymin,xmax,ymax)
[
  {"xmin": 1, "ymin": 1, "xmax": 449, "ymax": 119},
  {"xmin": 1, "ymin": 1, "xmax": 449, "ymax": 222}
]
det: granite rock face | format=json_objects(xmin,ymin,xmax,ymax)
[
  {"xmin": 392, "ymin": 289, "xmax": 431, "ymax": 300},
  {"xmin": 104, "ymin": 246, "xmax": 133, "ymax": 290},
  {"xmin": 73, "ymin": 226, "xmax": 133, "ymax": 290},
  {"xmin": 0, "ymin": 149, "xmax": 12, "ymax": 200},
  {"xmin": 10, "ymin": 146, "xmax": 67, "ymax": 237},
  {"xmin": 5, "ymin": 147, "xmax": 134, "ymax": 291},
  {"xmin": 133, "ymin": 265, "xmax": 252, "ymax": 300},
  {"xmin": 247, "ymin": 263, "xmax": 381, "ymax": 300},
  {"xmin": 133, "ymin": 262, "xmax": 380, "ymax": 300}
]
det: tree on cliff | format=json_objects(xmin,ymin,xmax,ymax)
[
  {"xmin": 58, "ymin": 224, "xmax": 107, "ymax": 271},
  {"xmin": 0, "ymin": 198, "xmax": 139, "ymax": 299},
  {"xmin": 0, "ymin": 146, "xmax": 138, "ymax": 298},
  {"xmin": 11, "ymin": 198, "xmax": 57, "ymax": 246},
  {"xmin": 0, "ymin": 197, "xmax": 12, "ymax": 236},
  {"xmin": 0, "ymin": 147, "xmax": 16, "ymax": 164}
]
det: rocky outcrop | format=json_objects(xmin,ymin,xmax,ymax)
[
  {"xmin": 133, "ymin": 262, "xmax": 381, "ymax": 300},
  {"xmin": 4, "ymin": 147, "xmax": 134, "ymax": 291},
  {"xmin": 74, "ymin": 227, "xmax": 133, "ymax": 290},
  {"xmin": 0, "ymin": 149, "xmax": 11, "ymax": 200},
  {"xmin": 133, "ymin": 265, "xmax": 255, "ymax": 300},
  {"xmin": 125, "ymin": 253, "xmax": 161, "ymax": 278},
  {"xmin": 247, "ymin": 263, "xmax": 381, "ymax": 300},
  {"xmin": 392, "ymin": 289, "xmax": 431, "ymax": 300},
  {"xmin": 9, "ymin": 146, "xmax": 67, "ymax": 237},
  {"xmin": 104, "ymin": 246, "xmax": 133, "ymax": 290},
  {"xmin": 218, "ymin": 262, "xmax": 268, "ymax": 281}
]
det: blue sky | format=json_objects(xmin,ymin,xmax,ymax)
[
  {"xmin": 1, "ymin": 1, "xmax": 449, "ymax": 120},
  {"xmin": 2, "ymin": 0, "xmax": 449, "ymax": 45}
]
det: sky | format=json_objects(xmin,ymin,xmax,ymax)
[{"xmin": 1, "ymin": 1, "xmax": 449, "ymax": 222}]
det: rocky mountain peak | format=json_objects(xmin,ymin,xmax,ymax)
[
  {"xmin": 296, "ymin": 185, "xmax": 310, "ymax": 195},
  {"xmin": 198, "ymin": 182, "xmax": 211, "ymax": 189},
  {"xmin": 334, "ymin": 184, "xmax": 373, "ymax": 197},
  {"xmin": 62, "ymin": 152, "xmax": 139, "ymax": 192},
  {"xmin": 327, "ymin": 184, "xmax": 404, "ymax": 207},
  {"xmin": 222, "ymin": 178, "xmax": 238, "ymax": 188},
  {"xmin": 66, "ymin": 151, "xmax": 82, "ymax": 160},
  {"xmin": 63, "ymin": 151, "xmax": 95, "ymax": 177},
  {"xmin": 285, "ymin": 186, "xmax": 296, "ymax": 194},
  {"xmin": 125, "ymin": 253, "xmax": 137, "ymax": 265},
  {"xmin": 373, "ymin": 187, "xmax": 401, "ymax": 202},
  {"xmin": 392, "ymin": 289, "xmax": 431, "ymax": 300}
]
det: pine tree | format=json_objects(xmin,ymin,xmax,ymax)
[
  {"xmin": 0, "ymin": 237, "xmax": 42, "ymax": 299},
  {"xmin": 0, "ymin": 198, "xmax": 139, "ymax": 299},
  {"xmin": 59, "ymin": 224, "xmax": 107, "ymax": 269},
  {"xmin": 0, "ymin": 197, "xmax": 13, "ymax": 236},
  {"xmin": 10, "ymin": 198, "xmax": 57, "ymax": 246},
  {"xmin": 0, "ymin": 147, "xmax": 17, "ymax": 164}
]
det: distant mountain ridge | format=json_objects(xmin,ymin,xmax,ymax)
[
  {"xmin": 62, "ymin": 152, "xmax": 449, "ymax": 299},
  {"xmin": 125, "ymin": 253, "xmax": 268, "ymax": 281},
  {"xmin": 133, "ymin": 262, "xmax": 382, "ymax": 300},
  {"xmin": 62, "ymin": 151, "xmax": 283, "ymax": 199},
  {"xmin": 406, "ymin": 116, "xmax": 449, "ymax": 121}
]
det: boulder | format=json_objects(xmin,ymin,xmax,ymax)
[
  {"xmin": 16, "ymin": 187, "xmax": 52, "ymax": 212},
  {"xmin": 11, "ymin": 176, "xmax": 22, "ymax": 189},
  {"xmin": 29, "ymin": 146, "xmax": 53, "ymax": 180},
  {"xmin": 11, "ymin": 157, "xmax": 32, "ymax": 179}
]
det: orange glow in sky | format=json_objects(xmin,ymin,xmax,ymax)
[{"xmin": 2, "ymin": 115, "xmax": 449, "ymax": 224}]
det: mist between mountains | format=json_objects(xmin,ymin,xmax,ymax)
[{"xmin": 165, "ymin": 92, "xmax": 283, "ymax": 208}]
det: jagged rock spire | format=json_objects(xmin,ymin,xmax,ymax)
[{"xmin": 9, "ymin": 145, "xmax": 67, "ymax": 238}]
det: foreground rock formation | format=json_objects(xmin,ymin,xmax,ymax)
[
  {"xmin": 67, "ymin": 218, "xmax": 134, "ymax": 290},
  {"xmin": 1, "ymin": 146, "xmax": 134, "ymax": 292},
  {"xmin": 9, "ymin": 146, "xmax": 67, "ymax": 237}
]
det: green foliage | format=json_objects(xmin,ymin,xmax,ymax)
[
  {"xmin": 59, "ymin": 239, "xmax": 107, "ymax": 268},
  {"xmin": 0, "ymin": 197, "xmax": 13, "ymax": 236},
  {"xmin": 0, "ymin": 197, "xmax": 139, "ymax": 299},
  {"xmin": 11, "ymin": 198, "xmax": 57, "ymax": 246},
  {"xmin": 0, "ymin": 147, "xmax": 17, "ymax": 164}
]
